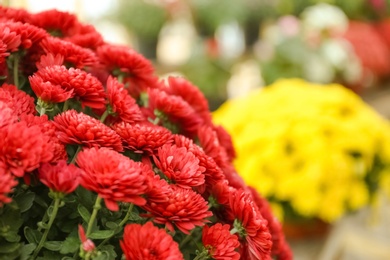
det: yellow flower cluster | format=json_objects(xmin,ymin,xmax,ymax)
[{"xmin": 213, "ymin": 79, "xmax": 390, "ymax": 222}]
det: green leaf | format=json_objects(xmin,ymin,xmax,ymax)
[
  {"xmin": 59, "ymin": 236, "xmax": 79, "ymax": 254},
  {"xmin": 99, "ymin": 245, "xmax": 117, "ymax": 259},
  {"xmin": 14, "ymin": 191, "xmax": 35, "ymax": 213},
  {"xmin": 89, "ymin": 230, "xmax": 114, "ymax": 240},
  {"xmin": 43, "ymin": 241, "xmax": 63, "ymax": 251},
  {"xmin": 37, "ymin": 250, "xmax": 63, "ymax": 260},
  {"xmin": 104, "ymin": 221, "xmax": 118, "ymax": 230},
  {"xmin": 34, "ymin": 194, "xmax": 49, "ymax": 209},
  {"xmin": 0, "ymin": 202, "xmax": 22, "ymax": 232},
  {"xmin": 24, "ymin": 227, "xmax": 42, "ymax": 244},
  {"xmin": 0, "ymin": 242, "xmax": 20, "ymax": 253},
  {"xmin": 128, "ymin": 212, "xmax": 143, "ymax": 222},
  {"xmin": 19, "ymin": 243, "xmax": 36, "ymax": 260},
  {"xmin": 75, "ymin": 187, "xmax": 95, "ymax": 207},
  {"xmin": 93, "ymin": 251, "xmax": 110, "ymax": 260},
  {"xmin": 3, "ymin": 232, "xmax": 20, "ymax": 243},
  {"xmin": 77, "ymin": 204, "xmax": 91, "ymax": 223}
]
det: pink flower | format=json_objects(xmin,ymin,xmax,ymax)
[
  {"xmin": 38, "ymin": 160, "xmax": 82, "ymax": 194},
  {"xmin": 78, "ymin": 225, "xmax": 95, "ymax": 252},
  {"xmin": 120, "ymin": 222, "xmax": 183, "ymax": 260}
]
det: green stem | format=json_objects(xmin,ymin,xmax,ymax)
[
  {"xmin": 100, "ymin": 110, "xmax": 109, "ymax": 123},
  {"xmin": 32, "ymin": 198, "xmax": 61, "ymax": 259},
  {"xmin": 97, "ymin": 203, "xmax": 134, "ymax": 249},
  {"xmin": 13, "ymin": 55, "xmax": 19, "ymax": 88},
  {"xmin": 179, "ymin": 228, "xmax": 196, "ymax": 249},
  {"xmin": 37, "ymin": 200, "xmax": 54, "ymax": 232},
  {"xmin": 193, "ymin": 250, "xmax": 209, "ymax": 260},
  {"xmin": 86, "ymin": 196, "xmax": 102, "ymax": 237},
  {"xmin": 70, "ymin": 146, "xmax": 82, "ymax": 164}
]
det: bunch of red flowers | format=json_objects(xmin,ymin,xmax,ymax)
[{"xmin": 0, "ymin": 6, "xmax": 291, "ymax": 260}]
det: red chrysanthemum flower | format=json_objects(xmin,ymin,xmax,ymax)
[
  {"xmin": 212, "ymin": 124, "xmax": 236, "ymax": 161},
  {"xmin": 0, "ymin": 121, "xmax": 53, "ymax": 177},
  {"xmin": 29, "ymin": 73, "xmax": 74, "ymax": 104},
  {"xmin": 36, "ymin": 53, "xmax": 64, "ymax": 69},
  {"xmin": 0, "ymin": 6, "xmax": 32, "ymax": 23},
  {"xmin": 248, "ymin": 187, "xmax": 292, "ymax": 260},
  {"xmin": 0, "ymin": 41, "xmax": 9, "ymax": 64},
  {"xmin": 142, "ymin": 185, "xmax": 212, "ymax": 234},
  {"xmin": 0, "ymin": 24, "xmax": 21, "ymax": 52},
  {"xmin": 40, "ymin": 37, "xmax": 98, "ymax": 68},
  {"xmin": 120, "ymin": 222, "xmax": 184, "ymax": 260},
  {"xmin": 222, "ymin": 164, "xmax": 248, "ymax": 190},
  {"xmin": 140, "ymin": 159, "xmax": 171, "ymax": 204},
  {"xmin": 197, "ymin": 125, "xmax": 229, "ymax": 167},
  {"xmin": 31, "ymin": 9, "xmax": 80, "ymax": 37},
  {"xmin": 97, "ymin": 44, "xmax": 158, "ymax": 97},
  {"xmin": 38, "ymin": 160, "xmax": 82, "ymax": 194},
  {"xmin": 0, "ymin": 101, "xmax": 17, "ymax": 128},
  {"xmin": 20, "ymin": 114, "xmax": 68, "ymax": 162},
  {"xmin": 105, "ymin": 76, "xmax": 144, "ymax": 123},
  {"xmin": 53, "ymin": 110, "xmax": 123, "ymax": 152},
  {"xmin": 33, "ymin": 65, "xmax": 105, "ymax": 108},
  {"xmin": 153, "ymin": 144, "xmax": 205, "ymax": 189},
  {"xmin": 145, "ymin": 88, "xmax": 203, "ymax": 137},
  {"xmin": 165, "ymin": 76, "xmax": 212, "ymax": 124},
  {"xmin": 0, "ymin": 163, "xmax": 17, "ymax": 206},
  {"xmin": 65, "ymin": 24, "xmax": 104, "ymax": 50},
  {"xmin": 227, "ymin": 190, "xmax": 272, "ymax": 260},
  {"xmin": 0, "ymin": 83, "xmax": 36, "ymax": 116},
  {"xmin": 112, "ymin": 121, "xmax": 173, "ymax": 155},
  {"xmin": 4, "ymin": 21, "xmax": 48, "ymax": 49},
  {"xmin": 202, "ymin": 223, "xmax": 240, "ymax": 260},
  {"xmin": 76, "ymin": 147, "xmax": 147, "ymax": 211},
  {"xmin": 174, "ymin": 135, "xmax": 226, "ymax": 194}
]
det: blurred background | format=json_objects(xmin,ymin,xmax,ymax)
[{"xmin": 3, "ymin": 0, "xmax": 390, "ymax": 259}]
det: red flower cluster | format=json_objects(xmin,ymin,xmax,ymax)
[
  {"xmin": 120, "ymin": 222, "xmax": 183, "ymax": 260},
  {"xmin": 0, "ymin": 6, "xmax": 291, "ymax": 260}
]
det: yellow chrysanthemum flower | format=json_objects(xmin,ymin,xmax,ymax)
[{"xmin": 213, "ymin": 78, "xmax": 390, "ymax": 222}]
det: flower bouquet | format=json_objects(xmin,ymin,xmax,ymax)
[
  {"xmin": 213, "ymin": 79, "xmax": 390, "ymax": 225},
  {"xmin": 0, "ymin": 6, "xmax": 291, "ymax": 260}
]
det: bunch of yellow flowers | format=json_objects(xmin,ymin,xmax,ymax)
[{"xmin": 213, "ymin": 79, "xmax": 390, "ymax": 222}]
